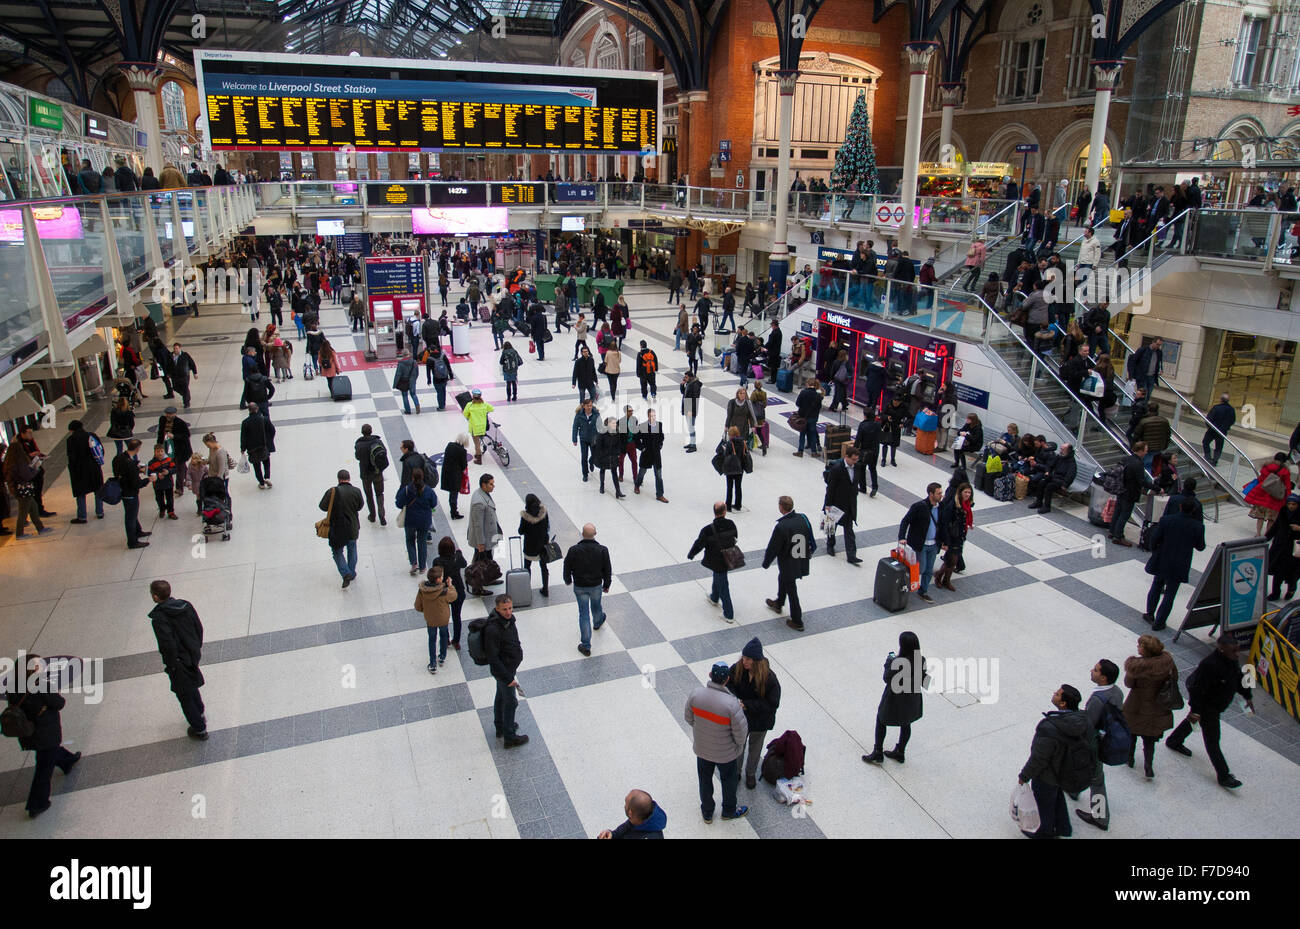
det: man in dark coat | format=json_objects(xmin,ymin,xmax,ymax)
[
  {"xmin": 320, "ymin": 469, "xmax": 364, "ymax": 587},
  {"xmin": 1142, "ymin": 498, "xmax": 1206, "ymax": 630},
  {"xmin": 762, "ymin": 495, "xmax": 816, "ymax": 631},
  {"xmin": 528, "ymin": 302, "xmax": 549, "ymax": 361},
  {"xmin": 688, "ymin": 501, "xmax": 740, "ymax": 622},
  {"xmin": 1129, "ymin": 337, "xmax": 1164, "ymax": 396},
  {"xmin": 483, "ymin": 593, "xmax": 527, "ymax": 746},
  {"xmin": 111, "ymin": 438, "xmax": 150, "ymax": 548},
  {"xmin": 764, "ymin": 321, "xmax": 783, "ymax": 382},
  {"xmin": 695, "ymin": 293, "xmax": 712, "ymax": 332},
  {"xmin": 634, "ymin": 409, "xmax": 667, "ymax": 501},
  {"xmin": 899, "ymin": 482, "xmax": 944, "ymax": 602},
  {"xmin": 168, "ymin": 342, "xmax": 198, "ymax": 409},
  {"xmin": 1162, "ymin": 477, "xmax": 1205, "ymax": 522},
  {"xmin": 65, "ymin": 419, "xmax": 104, "ymax": 522},
  {"xmin": 1018, "ymin": 684, "xmax": 1091, "ymax": 839},
  {"xmin": 1109, "ymin": 442, "xmax": 1152, "ymax": 546},
  {"xmin": 5, "ymin": 656, "xmax": 80, "ymax": 816},
  {"xmin": 823, "ymin": 446, "xmax": 862, "ymax": 564},
  {"xmin": 854, "ymin": 410, "xmax": 881, "ymax": 496},
  {"xmin": 1165, "ymin": 634, "xmax": 1254, "ymax": 789},
  {"xmin": 1202, "ymin": 393, "xmax": 1236, "ymax": 466},
  {"xmin": 148, "ymin": 580, "xmax": 208, "ymax": 739},
  {"xmin": 159, "ymin": 407, "xmax": 192, "ymax": 494},
  {"xmin": 1027, "ymin": 442, "xmax": 1077, "ymax": 513},
  {"xmin": 354, "ymin": 423, "xmax": 388, "ymax": 526},
  {"xmin": 113, "ymin": 157, "xmax": 138, "ymax": 191},
  {"xmin": 239, "ymin": 402, "xmax": 276, "ymax": 490},
  {"xmin": 597, "ymin": 789, "xmax": 667, "ymax": 839}
]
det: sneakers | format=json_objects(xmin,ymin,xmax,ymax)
[
  {"xmin": 918, "ymin": 592, "xmax": 935, "ymax": 603},
  {"xmin": 427, "ymin": 663, "xmax": 437, "ymax": 674},
  {"xmin": 720, "ymin": 806, "xmax": 749, "ymax": 821},
  {"xmin": 409, "ymin": 565, "xmax": 420, "ymax": 576}
]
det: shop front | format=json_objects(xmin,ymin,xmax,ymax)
[{"xmin": 815, "ymin": 306, "xmax": 955, "ymax": 411}]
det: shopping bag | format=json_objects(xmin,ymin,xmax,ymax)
[
  {"xmin": 1010, "ymin": 783, "xmax": 1040, "ymax": 834},
  {"xmin": 890, "ymin": 544, "xmax": 921, "ymax": 591},
  {"xmin": 237, "ymin": 453, "xmax": 250, "ymax": 474}
]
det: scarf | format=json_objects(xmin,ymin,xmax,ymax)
[{"xmin": 961, "ymin": 498, "xmax": 974, "ymax": 529}]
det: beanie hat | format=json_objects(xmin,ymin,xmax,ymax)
[
  {"xmin": 742, "ymin": 637, "xmax": 764, "ymax": 661},
  {"xmin": 709, "ymin": 662, "xmax": 730, "ymax": 684}
]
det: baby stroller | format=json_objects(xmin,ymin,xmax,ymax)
[{"xmin": 198, "ymin": 475, "xmax": 232, "ymax": 541}]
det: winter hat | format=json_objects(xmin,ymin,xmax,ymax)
[
  {"xmin": 742, "ymin": 637, "xmax": 764, "ymax": 661},
  {"xmin": 709, "ymin": 662, "xmax": 730, "ymax": 684}
]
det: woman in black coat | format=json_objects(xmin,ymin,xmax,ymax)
[
  {"xmin": 862, "ymin": 631, "xmax": 926, "ymax": 765},
  {"xmin": 727, "ymin": 637, "xmax": 782, "ymax": 789},
  {"xmin": 881, "ymin": 395, "xmax": 907, "ymax": 466},
  {"xmin": 65, "ymin": 420, "xmax": 105, "ymax": 522},
  {"xmin": 440, "ymin": 436, "xmax": 470, "ymax": 519},
  {"xmin": 6, "ymin": 656, "xmax": 81, "ymax": 816},
  {"xmin": 953, "ymin": 414, "xmax": 983, "ymax": 471},
  {"xmin": 518, "ymin": 493, "xmax": 551, "ymax": 597},
  {"xmin": 1266, "ymin": 494, "xmax": 1300, "ymax": 601},
  {"xmin": 934, "ymin": 483, "xmax": 973, "ymax": 591},
  {"xmin": 593, "ymin": 418, "xmax": 625, "ymax": 497},
  {"xmin": 107, "ymin": 397, "xmax": 135, "ymax": 454},
  {"xmin": 432, "ymin": 535, "xmax": 469, "ymax": 649},
  {"xmin": 716, "ymin": 426, "xmax": 749, "ymax": 511},
  {"xmin": 572, "ymin": 345, "xmax": 598, "ymax": 403}
]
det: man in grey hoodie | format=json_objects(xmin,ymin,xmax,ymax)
[
  {"xmin": 1076, "ymin": 659, "xmax": 1123, "ymax": 831},
  {"xmin": 685, "ymin": 662, "xmax": 750, "ymax": 823}
]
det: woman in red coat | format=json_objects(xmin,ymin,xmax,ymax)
[{"xmin": 1244, "ymin": 452, "xmax": 1293, "ymax": 536}]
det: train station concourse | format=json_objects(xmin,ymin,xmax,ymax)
[{"xmin": 0, "ymin": 0, "xmax": 1297, "ymax": 882}]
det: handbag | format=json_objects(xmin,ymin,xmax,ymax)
[
  {"xmin": 721, "ymin": 545, "xmax": 746, "ymax": 570},
  {"xmin": 315, "ymin": 488, "xmax": 335, "ymax": 539},
  {"xmin": 543, "ymin": 537, "xmax": 563, "ymax": 563},
  {"xmin": 1261, "ymin": 470, "xmax": 1286, "ymax": 500},
  {"xmin": 396, "ymin": 505, "xmax": 407, "ymax": 528},
  {"xmin": 237, "ymin": 453, "xmax": 250, "ymax": 474},
  {"xmin": 953, "ymin": 434, "xmax": 967, "ymax": 450},
  {"xmin": 528, "ymin": 339, "xmax": 536, "ymax": 354},
  {"xmin": 789, "ymin": 415, "xmax": 808, "ymax": 432},
  {"xmin": 460, "ymin": 469, "xmax": 470, "ymax": 495},
  {"xmin": 1156, "ymin": 671, "xmax": 1185, "ymax": 712}
]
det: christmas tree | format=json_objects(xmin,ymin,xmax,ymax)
[{"xmin": 831, "ymin": 91, "xmax": 880, "ymax": 194}]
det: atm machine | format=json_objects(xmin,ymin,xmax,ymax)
[{"xmin": 373, "ymin": 299, "xmax": 397, "ymax": 359}]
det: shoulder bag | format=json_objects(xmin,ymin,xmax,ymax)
[
  {"xmin": 543, "ymin": 537, "xmax": 563, "ymax": 563},
  {"xmin": 316, "ymin": 488, "xmax": 335, "ymax": 540},
  {"xmin": 1155, "ymin": 669, "xmax": 1185, "ymax": 712}
]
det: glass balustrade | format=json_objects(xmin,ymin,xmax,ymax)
[
  {"xmin": 0, "ymin": 209, "xmax": 42, "ymax": 360},
  {"xmin": 150, "ymin": 193, "xmax": 175, "ymax": 266},
  {"xmin": 105, "ymin": 193, "xmax": 150, "ymax": 288}
]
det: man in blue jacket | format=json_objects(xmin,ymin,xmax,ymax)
[
  {"xmin": 597, "ymin": 789, "xmax": 667, "ymax": 839},
  {"xmin": 898, "ymin": 482, "xmax": 945, "ymax": 603},
  {"xmin": 1142, "ymin": 498, "xmax": 1206, "ymax": 630}
]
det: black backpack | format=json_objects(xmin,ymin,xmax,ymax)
[
  {"xmin": 370, "ymin": 442, "xmax": 389, "ymax": 473},
  {"xmin": 466, "ymin": 618, "xmax": 490, "ymax": 666},
  {"xmin": 1096, "ymin": 701, "xmax": 1134, "ymax": 766},
  {"xmin": 0, "ymin": 697, "xmax": 35, "ymax": 739},
  {"xmin": 1101, "ymin": 463, "xmax": 1125, "ymax": 496},
  {"xmin": 423, "ymin": 454, "xmax": 440, "ymax": 486},
  {"xmin": 1056, "ymin": 722, "xmax": 1099, "ymax": 793}
]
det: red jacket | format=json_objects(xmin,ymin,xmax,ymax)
[{"xmin": 1245, "ymin": 461, "xmax": 1291, "ymax": 513}]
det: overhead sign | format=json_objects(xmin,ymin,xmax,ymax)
[
  {"xmin": 966, "ymin": 162, "xmax": 1011, "ymax": 177},
  {"xmin": 917, "ymin": 162, "xmax": 959, "ymax": 175},
  {"xmin": 195, "ymin": 49, "xmax": 660, "ymax": 155},
  {"xmin": 427, "ymin": 183, "xmax": 487, "ymax": 206},
  {"xmin": 719, "ymin": 139, "xmax": 731, "ymax": 151},
  {"xmin": 555, "ymin": 183, "xmax": 596, "ymax": 202},
  {"xmin": 83, "ymin": 114, "xmax": 109, "ymax": 140},
  {"xmin": 874, "ymin": 203, "xmax": 931, "ymax": 226},
  {"xmin": 365, "ymin": 182, "xmax": 427, "ymax": 207},
  {"xmin": 363, "ymin": 255, "xmax": 424, "ymax": 297},
  {"xmin": 952, "ymin": 382, "xmax": 989, "ymax": 409},
  {"xmin": 28, "ymin": 97, "xmax": 62, "ymax": 132},
  {"xmin": 1014, "ymin": 143, "xmax": 1039, "ymax": 153},
  {"xmin": 492, "ymin": 182, "xmax": 542, "ymax": 205}
]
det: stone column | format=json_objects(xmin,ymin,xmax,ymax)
[
  {"xmin": 899, "ymin": 43, "xmax": 938, "ymax": 252},
  {"xmin": 1086, "ymin": 62, "xmax": 1122, "ymax": 199},
  {"xmin": 387, "ymin": 153, "xmax": 409, "ymax": 180},
  {"xmin": 938, "ymin": 83, "xmax": 963, "ymax": 157},
  {"xmin": 291, "ymin": 152, "xmax": 303, "ymax": 178},
  {"xmin": 768, "ymin": 69, "xmax": 799, "ymax": 291},
  {"xmin": 119, "ymin": 64, "xmax": 165, "ymax": 173},
  {"xmin": 314, "ymin": 153, "xmax": 337, "ymax": 180}
]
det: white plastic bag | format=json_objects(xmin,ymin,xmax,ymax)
[
  {"xmin": 773, "ymin": 776, "xmax": 809, "ymax": 806},
  {"xmin": 1010, "ymin": 782, "xmax": 1040, "ymax": 834},
  {"xmin": 237, "ymin": 452, "xmax": 250, "ymax": 474}
]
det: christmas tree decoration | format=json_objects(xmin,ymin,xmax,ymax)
[{"xmin": 831, "ymin": 90, "xmax": 880, "ymax": 195}]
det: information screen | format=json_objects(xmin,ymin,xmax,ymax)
[
  {"xmin": 364, "ymin": 256, "xmax": 425, "ymax": 297},
  {"xmin": 196, "ymin": 50, "xmax": 659, "ymax": 155},
  {"xmin": 365, "ymin": 183, "xmax": 428, "ymax": 207},
  {"xmin": 491, "ymin": 183, "xmax": 542, "ymax": 206}
]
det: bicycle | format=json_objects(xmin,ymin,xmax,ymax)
[{"xmin": 483, "ymin": 418, "xmax": 510, "ymax": 467}]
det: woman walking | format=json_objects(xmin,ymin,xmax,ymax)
[
  {"xmin": 933, "ymin": 482, "xmax": 973, "ymax": 591},
  {"xmin": 572, "ymin": 344, "xmax": 599, "ymax": 403},
  {"xmin": 1245, "ymin": 452, "xmax": 1293, "ymax": 536},
  {"xmin": 107, "ymin": 396, "xmax": 135, "ymax": 454},
  {"xmin": 750, "ymin": 383, "xmax": 770, "ymax": 456},
  {"xmin": 1266, "ymin": 493, "xmax": 1300, "ymax": 601},
  {"xmin": 717, "ymin": 426, "xmax": 750, "ymax": 512},
  {"xmin": 674, "ymin": 304, "xmax": 689, "ymax": 351},
  {"xmin": 1122, "ymin": 633, "xmax": 1178, "ymax": 779},
  {"xmin": 415, "ymin": 565, "xmax": 458, "ymax": 672},
  {"xmin": 602, "ymin": 339, "xmax": 622, "ymax": 398},
  {"xmin": 431, "ymin": 536, "xmax": 469, "ymax": 650},
  {"xmin": 724, "ymin": 388, "xmax": 756, "ymax": 444},
  {"xmin": 594, "ymin": 417, "xmax": 626, "ymax": 497},
  {"xmin": 440, "ymin": 434, "xmax": 470, "ymax": 520},
  {"xmin": 727, "ymin": 638, "xmax": 782, "ymax": 790},
  {"xmin": 862, "ymin": 631, "xmax": 926, "ymax": 764},
  {"xmin": 395, "ymin": 467, "xmax": 438, "ymax": 575},
  {"xmin": 318, "ymin": 338, "xmax": 339, "ymax": 392},
  {"xmin": 518, "ymin": 493, "xmax": 551, "ymax": 597},
  {"xmin": 685, "ymin": 323, "xmax": 703, "ymax": 376},
  {"xmin": 953, "ymin": 413, "xmax": 983, "ymax": 471},
  {"xmin": 499, "ymin": 341, "xmax": 524, "ymax": 402},
  {"xmin": 572, "ymin": 313, "xmax": 589, "ymax": 360}
]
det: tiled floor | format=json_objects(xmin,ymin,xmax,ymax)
[{"xmin": 2, "ymin": 275, "xmax": 1297, "ymax": 839}]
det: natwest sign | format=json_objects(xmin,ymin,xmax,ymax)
[{"xmin": 822, "ymin": 310, "xmax": 852, "ymax": 327}]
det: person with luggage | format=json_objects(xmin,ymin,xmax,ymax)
[
  {"xmin": 483, "ymin": 594, "xmax": 528, "ymax": 747},
  {"xmin": 862, "ymin": 631, "xmax": 926, "ymax": 766},
  {"xmin": 396, "ymin": 467, "xmax": 438, "ymax": 576},
  {"xmin": 563, "ymin": 523, "xmax": 612, "ymax": 657},
  {"xmin": 1164, "ymin": 634, "xmax": 1254, "ymax": 789},
  {"xmin": 1142, "ymin": 497, "xmax": 1206, "ymax": 630},
  {"xmin": 686, "ymin": 662, "xmax": 750, "ymax": 823},
  {"xmin": 65, "ymin": 419, "xmax": 105, "ymax": 524},
  {"xmin": 635, "ymin": 341, "xmax": 659, "ymax": 400},
  {"xmin": 1016, "ymin": 684, "xmax": 1093, "ymax": 839},
  {"xmin": 749, "ymin": 384, "xmax": 771, "ymax": 456},
  {"xmin": 1075, "ymin": 659, "xmax": 1124, "ymax": 831},
  {"xmin": 932, "ymin": 482, "xmax": 974, "ymax": 592},
  {"xmin": 148, "ymin": 580, "xmax": 209, "ymax": 740},
  {"xmin": 518, "ymin": 493, "xmax": 551, "ymax": 598},
  {"xmin": 432, "ymin": 537, "xmax": 469, "ymax": 650},
  {"xmin": 791, "ymin": 380, "xmax": 825, "ymax": 458},
  {"xmin": 899, "ymin": 482, "xmax": 945, "ymax": 603},
  {"xmin": 462, "ymin": 389, "xmax": 494, "ymax": 464},
  {"xmin": 439, "ymin": 435, "xmax": 469, "ymax": 521},
  {"xmin": 498, "ymin": 341, "xmax": 524, "ymax": 403},
  {"xmin": 4, "ymin": 654, "xmax": 82, "ymax": 817},
  {"xmin": 467, "ymin": 473, "xmax": 502, "ymax": 592},
  {"xmin": 717, "ymin": 426, "xmax": 749, "ymax": 512},
  {"xmin": 1122, "ymin": 633, "xmax": 1178, "ymax": 779},
  {"xmin": 824, "ymin": 445, "xmax": 862, "ymax": 564},
  {"xmin": 1109, "ymin": 441, "xmax": 1151, "ymax": 546},
  {"xmin": 318, "ymin": 470, "xmax": 364, "ymax": 588},
  {"xmin": 688, "ymin": 502, "xmax": 740, "ymax": 623},
  {"xmin": 827, "ymin": 349, "xmax": 852, "ymax": 413},
  {"xmin": 763, "ymin": 496, "xmax": 816, "ymax": 631},
  {"xmin": 855, "ymin": 408, "xmax": 881, "ymax": 497},
  {"xmin": 727, "ymin": 638, "xmax": 782, "ymax": 790},
  {"xmin": 881, "ymin": 394, "xmax": 907, "ymax": 466},
  {"xmin": 952, "ymin": 413, "xmax": 983, "ymax": 472},
  {"xmin": 1246, "ymin": 452, "xmax": 1293, "ymax": 536},
  {"xmin": 634, "ymin": 408, "xmax": 668, "ymax": 501}
]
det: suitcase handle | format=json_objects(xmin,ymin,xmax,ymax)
[{"xmin": 508, "ymin": 534, "xmax": 523, "ymax": 570}]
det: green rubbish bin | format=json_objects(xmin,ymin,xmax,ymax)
[
  {"xmin": 534, "ymin": 274, "xmax": 560, "ymax": 303},
  {"xmin": 576, "ymin": 276, "xmax": 596, "ymax": 306},
  {"xmin": 592, "ymin": 278, "xmax": 624, "ymax": 308},
  {"xmin": 144, "ymin": 301, "xmax": 166, "ymax": 324}
]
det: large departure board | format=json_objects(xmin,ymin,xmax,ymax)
[{"xmin": 196, "ymin": 50, "xmax": 660, "ymax": 155}]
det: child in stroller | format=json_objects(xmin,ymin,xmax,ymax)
[
  {"xmin": 187, "ymin": 454, "xmax": 209, "ymax": 514},
  {"xmin": 113, "ymin": 370, "xmax": 144, "ymax": 409},
  {"xmin": 198, "ymin": 474, "xmax": 232, "ymax": 540}
]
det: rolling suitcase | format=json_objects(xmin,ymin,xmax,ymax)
[
  {"xmin": 505, "ymin": 536, "xmax": 532, "ymax": 608},
  {"xmin": 981, "ymin": 470, "xmax": 998, "ymax": 496},
  {"xmin": 478, "ymin": 304, "xmax": 492, "ymax": 322},
  {"xmin": 776, "ymin": 368, "xmax": 794, "ymax": 392},
  {"xmin": 824, "ymin": 420, "xmax": 851, "ymax": 462},
  {"xmin": 455, "ymin": 390, "xmax": 473, "ymax": 410},
  {"xmin": 330, "ymin": 374, "xmax": 352, "ymax": 402},
  {"xmin": 914, "ymin": 429, "xmax": 938, "ymax": 455},
  {"xmin": 873, "ymin": 557, "xmax": 909, "ymax": 612}
]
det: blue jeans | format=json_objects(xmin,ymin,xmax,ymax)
[
  {"xmin": 492, "ymin": 329, "xmax": 504, "ymax": 349},
  {"xmin": 405, "ymin": 526, "xmax": 429, "ymax": 568},
  {"xmin": 426, "ymin": 625, "xmax": 448, "ymax": 665},
  {"xmin": 574, "ymin": 584, "xmax": 606, "ymax": 649},
  {"xmin": 919, "ymin": 542, "xmax": 939, "ymax": 594},
  {"xmin": 697, "ymin": 756, "xmax": 740, "ymax": 818},
  {"xmin": 1136, "ymin": 375, "xmax": 1157, "ymax": 396},
  {"xmin": 399, "ymin": 385, "xmax": 420, "ymax": 414},
  {"xmin": 433, "ymin": 381, "xmax": 447, "ymax": 409},
  {"xmin": 710, "ymin": 570, "xmax": 734, "ymax": 619},
  {"xmin": 635, "ymin": 463, "xmax": 664, "ymax": 497},
  {"xmin": 332, "ymin": 539, "xmax": 358, "ymax": 579},
  {"xmin": 122, "ymin": 494, "xmax": 143, "ymax": 546},
  {"xmin": 797, "ymin": 422, "xmax": 821, "ymax": 453},
  {"xmin": 674, "ymin": 328, "xmax": 683, "ymax": 350},
  {"xmin": 568, "ymin": 295, "xmax": 578, "ymax": 315},
  {"xmin": 76, "ymin": 490, "xmax": 104, "ymax": 520}
]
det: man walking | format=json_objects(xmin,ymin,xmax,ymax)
[
  {"xmin": 634, "ymin": 408, "xmax": 668, "ymax": 502},
  {"xmin": 4, "ymin": 655, "xmax": 81, "ymax": 817},
  {"xmin": 148, "ymin": 580, "xmax": 209, "ymax": 740},
  {"xmin": 354, "ymin": 423, "xmax": 388, "ymax": 526},
  {"xmin": 1017, "ymin": 685, "xmax": 1093, "ymax": 839},
  {"xmin": 1165, "ymin": 634, "xmax": 1254, "ymax": 789},
  {"xmin": 169, "ymin": 342, "xmax": 198, "ymax": 409},
  {"xmin": 899, "ymin": 482, "xmax": 945, "ymax": 603},
  {"xmin": 1129, "ymin": 337, "xmax": 1164, "ymax": 396},
  {"xmin": 686, "ymin": 662, "xmax": 749, "ymax": 823},
  {"xmin": 239, "ymin": 402, "xmax": 276, "ymax": 490},
  {"xmin": 468, "ymin": 474, "xmax": 502, "ymax": 588},
  {"xmin": 319, "ymin": 469, "xmax": 364, "ymax": 588},
  {"xmin": 1202, "ymin": 394, "xmax": 1236, "ymax": 466},
  {"xmin": 1109, "ymin": 441, "xmax": 1151, "ymax": 546},
  {"xmin": 483, "ymin": 594, "xmax": 528, "ymax": 747},
  {"xmin": 719, "ymin": 287, "xmax": 736, "ymax": 333},
  {"xmin": 688, "ymin": 502, "xmax": 740, "ymax": 623},
  {"xmin": 1142, "ymin": 498, "xmax": 1207, "ymax": 630},
  {"xmin": 854, "ymin": 410, "xmax": 880, "ymax": 497},
  {"xmin": 1076, "ymin": 659, "xmax": 1123, "ymax": 831},
  {"xmin": 695, "ymin": 291, "xmax": 712, "ymax": 333},
  {"xmin": 635, "ymin": 341, "xmax": 659, "ymax": 400},
  {"xmin": 680, "ymin": 371, "xmax": 702, "ymax": 452},
  {"xmin": 824, "ymin": 445, "xmax": 862, "ymax": 564},
  {"xmin": 563, "ymin": 523, "xmax": 612, "ymax": 657},
  {"xmin": 572, "ymin": 397, "xmax": 600, "ymax": 482},
  {"xmin": 763, "ymin": 496, "xmax": 816, "ymax": 631},
  {"xmin": 111, "ymin": 438, "xmax": 151, "ymax": 549}
]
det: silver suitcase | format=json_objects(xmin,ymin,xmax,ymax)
[
  {"xmin": 505, "ymin": 535, "xmax": 533, "ymax": 608},
  {"xmin": 1088, "ymin": 481, "xmax": 1113, "ymax": 527}
]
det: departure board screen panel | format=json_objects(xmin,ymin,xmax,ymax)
[
  {"xmin": 491, "ymin": 183, "xmax": 542, "ymax": 206},
  {"xmin": 195, "ymin": 50, "xmax": 660, "ymax": 155}
]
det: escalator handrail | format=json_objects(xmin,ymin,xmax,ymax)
[{"xmin": 1108, "ymin": 207, "xmax": 1195, "ymax": 268}]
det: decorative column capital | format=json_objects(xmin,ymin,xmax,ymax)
[
  {"xmin": 679, "ymin": 90, "xmax": 709, "ymax": 106},
  {"xmin": 939, "ymin": 82, "xmax": 964, "ymax": 107},
  {"xmin": 1091, "ymin": 60, "xmax": 1122, "ymax": 91},
  {"xmin": 776, "ymin": 69, "xmax": 799, "ymax": 95},
  {"xmin": 119, "ymin": 63, "xmax": 164, "ymax": 93},
  {"xmin": 904, "ymin": 42, "xmax": 938, "ymax": 74}
]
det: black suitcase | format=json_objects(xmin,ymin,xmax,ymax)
[
  {"xmin": 455, "ymin": 390, "xmax": 473, "ymax": 410},
  {"xmin": 981, "ymin": 470, "xmax": 998, "ymax": 496},
  {"xmin": 1138, "ymin": 520, "xmax": 1154, "ymax": 551},
  {"xmin": 873, "ymin": 557, "xmax": 909, "ymax": 613},
  {"xmin": 330, "ymin": 374, "xmax": 352, "ymax": 402}
]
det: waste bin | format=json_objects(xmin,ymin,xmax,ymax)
[
  {"xmin": 576, "ymin": 276, "xmax": 595, "ymax": 306},
  {"xmin": 450, "ymin": 320, "xmax": 471, "ymax": 356},
  {"xmin": 534, "ymin": 274, "xmax": 560, "ymax": 303},
  {"xmin": 592, "ymin": 278, "xmax": 624, "ymax": 308}
]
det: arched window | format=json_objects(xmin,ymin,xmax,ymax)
[
  {"xmin": 997, "ymin": 0, "xmax": 1050, "ymax": 103},
  {"xmin": 161, "ymin": 81, "xmax": 188, "ymax": 131},
  {"xmin": 628, "ymin": 30, "xmax": 645, "ymax": 70},
  {"xmin": 570, "ymin": 48, "xmax": 586, "ymax": 69}
]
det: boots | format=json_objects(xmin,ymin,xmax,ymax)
[{"xmin": 934, "ymin": 565, "xmax": 956, "ymax": 591}]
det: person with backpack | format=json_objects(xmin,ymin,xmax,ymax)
[
  {"xmin": 862, "ymin": 631, "xmax": 926, "ymax": 766},
  {"xmin": 635, "ymin": 341, "xmax": 659, "ymax": 400},
  {"xmin": 3, "ymin": 654, "xmax": 81, "ymax": 817},
  {"xmin": 688, "ymin": 501, "xmax": 741, "ymax": 623},
  {"xmin": 395, "ymin": 467, "xmax": 438, "ymax": 576},
  {"xmin": 1142, "ymin": 497, "xmax": 1207, "ymax": 631},
  {"xmin": 65, "ymin": 419, "xmax": 105, "ymax": 523},
  {"xmin": 499, "ymin": 341, "xmax": 524, "ymax": 402},
  {"xmin": 686, "ymin": 662, "xmax": 749, "ymax": 823},
  {"xmin": 1122, "ymin": 633, "xmax": 1178, "ymax": 779},
  {"xmin": 596, "ymin": 789, "xmax": 667, "ymax": 839},
  {"xmin": 727, "ymin": 638, "xmax": 781, "ymax": 790},
  {"xmin": 354, "ymin": 424, "xmax": 389, "ymax": 526},
  {"xmin": 1164, "ymin": 634, "xmax": 1254, "ymax": 789},
  {"xmin": 478, "ymin": 594, "xmax": 528, "ymax": 747},
  {"xmin": 1076, "ymin": 658, "xmax": 1126, "ymax": 831},
  {"xmin": 148, "ymin": 580, "xmax": 209, "ymax": 740},
  {"xmin": 1017, "ymin": 684, "xmax": 1095, "ymax": 839},
  {"xmin": 426, "ymin": 345, "xmax": 452, "ymax": 410}
]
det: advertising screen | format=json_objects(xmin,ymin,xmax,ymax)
[
  {"xmin": 316, "ymin": 219, "xmax": 347, "ymax": 235},
  {"xmin": 411, "ymin": 207, "xmax": 508, "ymax": 235},
  {"xmin": 0, "ymin": 206, "xmax": 84, "ymax": 242},
  {"xmin": 561, "ymin": 216, "xmax": 585, "ymax": 231}
]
